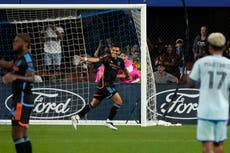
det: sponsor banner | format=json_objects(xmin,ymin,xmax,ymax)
[
  {"xmin": 5, "ymin": 88, "xmax": 86, "ymax": 119},
  {"xmin": 1, "ymin": 83, "xmax": 141, "ymax": 121},
  {"xmin": 156, "ymin": 84, "xmax": 199, "ymax": 124},
  {"xmin": 1, "ymin": 82, "xmax": 199, "ymax": 124}
]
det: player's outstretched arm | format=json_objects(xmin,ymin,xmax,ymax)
[
  {"xmin": 80, "ymin": 56, "xmax": 100, "ymax": 63},
  {"xmin": 2, "ymin": 71, "xmax": 35, "ymax": 84}
]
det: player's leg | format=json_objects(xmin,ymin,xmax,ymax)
[
  {"xmin": 214, "ymin": 142, "xmax": 224, "ymax": 153},
  {"xmin": 202, "ymin": 142, "xmax": 214, "ymax": 153},
  {"xmin": 44, "ymin": 52, "xmax": 52, "ymax": 72},
  {"xmin": 197, "ymin": 119, "xmax": 215, "ymax": 153},
  {"xmin": 213, "ymin": 121, "xmax": 228, "ymax": 153},
  {"xmin": 105, "ymin": 87, "xmax": 122, "ymax": 130},
  {"xmin": 53, "ymin": 53, "xmax": 61, "ymax": 72},
  {"xmin": 71, "ymin": 89, "xmax": 104, "ymax": 129},
  {"xmin": 12, "ymin": 126, "xmax": 27, "ymax": 153},
  {"xmin": 108, "ymin": 92, "xmax": 122, "ymax": 120},
  {"xmin": 78, "ymin": 98, "xmax": 101, "ymax": 118},
  {"xmin": 12, "ymin": 102, "xmax": 33, "ymax": 153}
]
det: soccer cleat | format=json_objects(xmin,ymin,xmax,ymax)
[
  {"xmin": 71, "ymin": 115, "xmax": 80, "ymax": 130},
  {"xmin": 106, "ymin": 119, "xmax": 118, "ymax": 130}
]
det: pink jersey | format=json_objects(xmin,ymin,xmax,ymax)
[
  {"xmin": 119, "ymin": 60, "xmax": 141, "ymax": 83},
  {"xmin": 95, "ymin": 64, "xmax": 105, "ymax": 82}
]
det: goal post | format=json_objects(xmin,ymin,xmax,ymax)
[{"xmin": 0, "ymin": 4, "xmax": 157, "ymax": 126}]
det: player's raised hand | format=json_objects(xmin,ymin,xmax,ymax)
[{"xmin": 2, "ymin": 73, "xmax": 17, "ymax": 84}]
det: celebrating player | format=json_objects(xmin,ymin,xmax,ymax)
[
  {"xmin": 2, "ymin": 33, "xmax": 35, "ymax": 153},
  {"xmin": 187, "ymin": 32, "xmax": 230, "ymax": 153},
  {"xmin": 71, "ymin": 44, "xmax": 131, "ymax": 130}
]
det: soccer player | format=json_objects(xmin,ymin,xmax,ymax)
[
  {"xmin": 71, "ymin": 44, "xmax": 131, "ymax": 130},
  {"xmin": 2, "ymin": 33, "xmax": 35, "ymax": 153},
  {"xmin": 187, "ymin": 32, "xmax": 230, "ymax": 153}
]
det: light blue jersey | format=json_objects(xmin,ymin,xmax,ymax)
[{"xmin": 189, "ymin": 55, "xmax": 230, "ymax": 120}]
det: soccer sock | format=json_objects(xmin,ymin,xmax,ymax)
[
  {"xmin": 78, "ymin": 104, "xmax": 92, "ymax": 118},
  {"xmin": 108, "ymin": 103, "xmax": 121, "ymax": 120},
  {"xmin": 24, "ymin": 137, "xmax": 32, "ymax": 153},
  {"xmin": 14, "ymin": 138, "xmax": 26, "ymax": 153}
]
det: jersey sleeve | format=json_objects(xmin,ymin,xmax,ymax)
[
  {"xmin": 24, "ymin": 54, "xmax": 35, "ymax": 72},
  {"xmin": 27, "ymin": 62, "xmax": 35, "ymax": 72},
  {"xmin": 189, "ymin": 60, "xmax": 200, "ymax": 82}
]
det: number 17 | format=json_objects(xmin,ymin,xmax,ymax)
[{"xmin": 208, "ymin": 71, "xmax": 226, "ymax": 89}]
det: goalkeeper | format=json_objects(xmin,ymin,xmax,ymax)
[{"xmin": 71, "ymin": 44, "xmax": 131, "ymax": 130}]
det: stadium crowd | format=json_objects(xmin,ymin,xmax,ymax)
[{"xmin": 148, "ymin": 26, "xmax": 230, "ymax": 84}]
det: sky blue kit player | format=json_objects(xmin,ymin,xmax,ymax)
[{"xmin": 188, "ymin": 32, "xmax": 230, "ymax": 153}]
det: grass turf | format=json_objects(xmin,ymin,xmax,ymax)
[{"xmin": 0, "ymin": 125, "xmax": 229, "ymax": 153}]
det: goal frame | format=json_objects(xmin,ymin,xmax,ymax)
[{"xmin": 0, "ymin": 4, "xmax": 152, "ymax": 126}]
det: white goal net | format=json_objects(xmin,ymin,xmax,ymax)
[{"xmin": 0, "ymin": 4, "xmax": 157, "ymax": 126}]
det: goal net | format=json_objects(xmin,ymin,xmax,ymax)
[{"xmin": 0, "ymin": 4, "xmax": 157, "ymax": 126}]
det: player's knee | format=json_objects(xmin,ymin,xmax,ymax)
[
  {"xmin": 117, "ymin": 100, "xmax": 123, "ymax": 105},
  {"xmin": 90, "ymin": 103, "xmax": 97, "ymax": 108},
  {"xmin": 90, "ymin": 100, "xmax": 100, "ymax": 108}
]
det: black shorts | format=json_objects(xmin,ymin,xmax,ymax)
[
  {"xmin": 11, "ymin": 94, "xmax": 34, "ymax": 127},
  {"xmin": 93, "ymin": 86, "xmax": 117, "ymax": 102}
]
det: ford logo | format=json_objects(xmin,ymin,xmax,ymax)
[
  {"xmin": 5, "ymin": 88, "xmax": 86, "ymax": 119},
  {"xmin": 148, "ymin": 88, "xmax": 199, "ymax": 120}
]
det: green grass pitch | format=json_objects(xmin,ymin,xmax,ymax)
[{"xmin": 0, "ymin": 125, "xmax": 229, "ymax": 153}]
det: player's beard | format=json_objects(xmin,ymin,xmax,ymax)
[{"xmin": 14, "ymin": 45, "xmax": 24, "ymax": 54}]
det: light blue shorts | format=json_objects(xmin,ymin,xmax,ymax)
[
  {"xmin": 44, "ymin": 53, "xmax": 61, "ymax": 66},
  {"xmin": 197, "ymin": 119, "xmax": 228, "ymax": 142}
]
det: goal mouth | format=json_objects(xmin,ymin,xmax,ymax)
[{"xmin": 0, "ymin": 4, "xmax": 157, "ymax": 126}]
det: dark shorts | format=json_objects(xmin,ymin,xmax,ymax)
[
  {"xmin": 93, "ymin": 86, "xmax": 117, "ymax": 102},
  {"xmin": 11, "ymin": 94, "xmax": 34, "ymax": 127}
]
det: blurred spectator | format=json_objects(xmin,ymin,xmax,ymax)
[
  {"xmin": 147, "ymin": 37, "xmax": 155, "ymax": 67},
  {"xmin": 154, "ymin": 36, "xmax": 165, "ymax": 57},
  {"xmin": 147, "ymin": 37, "xmax": 154, "ymax": 52},
  {"xmin": 192, "ymin": 26, "xmax": 208, "ymax": 60},
  {"xmin": 175, "ymin": 39, "xmax": 184, "ymax": 59},
  {"xmin": 42, "ymin": 22, "xmax": 64, "ymax": 72},
  {"xmin": 106, "ymin": 38, "xmax": 112, "ymax": 48},
  {"xmin": 158, "ymin": 44, "xmax": 183, "ymax": 79},
  {"xmin": 94, "ymin": 40, "xmax": 109, "ymax": 58},
  {"xmin": 93, "ymin": 40, "xmax": 110, "ymax": 69},
  {"xmin": 94, "ymin": 40, "xmax": 110, "ymax": 82},
  {"xmin": 130, "ymin": 44, "xmax": 140, "ymax": 63},
  {"xmin": 131, "ymin": 44, "xmax": 140, "ymax": 53},
  {"xmin": 224, "ymin": 40, "xmax": 230, "ymax": 59},
  {"xmin": 175, "ymin": 39, "xmax": 185, "ymax": 75},
  {"xmin": 124, "ymin": 45, "xmax": 131, "ymax": 56},
  {"xmin": 154, "ymin": 62, "xmax": 178, "ymax": 84}
]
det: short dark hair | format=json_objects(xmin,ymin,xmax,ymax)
[
  {"xmin": 111, "ymin": 44, "xmax": 120, "ymax": 48},
  {"xmin": 16, "ymin": 33, "xmax": 31, "ymax": 48}
]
